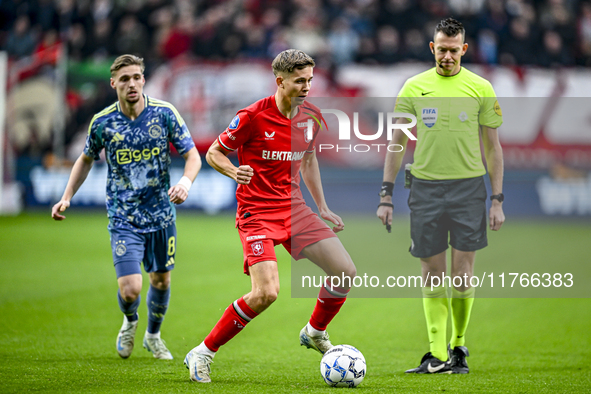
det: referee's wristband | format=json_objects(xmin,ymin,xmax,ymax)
[
  {"xmin": 378, "ymin": 202, "xmax": 394, "ymax": 209},
  {"xmin": 379, "ymin": 182, "xmax": 394, "ymax": 197},
  {"xmin": 177, "ymin": 176, "xmax": 192, "ymax": 191}
]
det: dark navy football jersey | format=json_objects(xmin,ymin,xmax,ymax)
[{"xmin": 84, "ymin": 95, "xmax": 195, "ymax": 232}]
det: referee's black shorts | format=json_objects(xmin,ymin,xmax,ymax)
[{"xmin": 408, "ymin": 176, "xmax": 488, "ymax": 259}]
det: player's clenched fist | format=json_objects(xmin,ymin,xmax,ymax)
[
  {"xmin": 236, "ymin": 165, "xmax": 254, "ymax": 185},
  {"xmin": 168, "ymin": 184, "xmax": 189, "ymax": 204},
  {"xmin": 51, "ymin": 200, "xmax": 70, "ymax": 221}
]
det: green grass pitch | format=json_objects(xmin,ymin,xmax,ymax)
[{"xmin": 0, "ymin": 211, "xmax": 590, "ymax": 393}]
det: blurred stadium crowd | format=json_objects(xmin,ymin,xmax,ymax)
[
  {"xmin": 1, "ymin": 0, "xmax": 591, "ymax": 70},
  {"xmin": 2, "ymin": 1, "xmax": 590, "ymax": 215},
  {"xmin": 3, "ymin": 0, "xmax": 591, "ymax": 162}
]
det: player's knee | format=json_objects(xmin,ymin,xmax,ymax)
[
  {"xmin": 120, "ymin": 286, "xmax": 141, "ymax": 302},
  {"xmin": 431, "ymin": 269, "xmax": 446, "ymax": 277},
  {"xmin": 149, "ymin": 271, "xmax": 171, "ymax": 290},
  {"xmin": 343, "ymin": 262, "xmax": 357, "ymax": 280},
  {"xmin": 451, "ymin": 262, "xmax": 473, "ymax": 279},
  {"xmin": 263, "ymin": 290, "xmax": 279, "ymax": 306},
  {"xmin": 451, "ymin": 269, "xmax": 472, "ymax": 279},
  {"xmin": 150, "ymin": 277, "xmax": 170, "ymax": 290},
  {"xmin": 258, "ymin": 288, "xmax": 279, "ymax": 307}
]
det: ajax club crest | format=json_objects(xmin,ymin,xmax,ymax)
[
  {"xmin": 115, "ymin": 240, "xmax": 127, "ymax": 256},
  {"xmin": 149, "ymin": 124, "xmax": 162, "ymax": 138}
]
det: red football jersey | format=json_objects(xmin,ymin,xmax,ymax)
[{"xmin": 217, "ymin": 95, "xmax": 323, "ymax": 217}]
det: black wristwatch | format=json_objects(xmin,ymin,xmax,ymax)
[{"xmin": 490, "ymin": 193, "xmax": 504, "ymax": 203}]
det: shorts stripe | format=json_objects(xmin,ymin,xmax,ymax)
[{"xmin": 232, "ymin": 300, "xmax": 252, "ymax": 322}]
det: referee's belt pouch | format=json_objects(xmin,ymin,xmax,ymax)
[{"xmin": 404, "ymin": 163, "xmax": 412, "ymax": 189}]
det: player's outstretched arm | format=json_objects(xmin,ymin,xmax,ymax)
[
  {"xmin": 377, "ymin": 121, "xmax": 410, "ymax": 228},
  {"xmin": 51, "ymin": 153, "xmax": 94, "ymax": 221},
  {"xmin": 169, "ymin": 147, "xmax": 202, "ymax": 204},
  {"xmin": 206, "ymin": 140, "xmax": 253, "ymax": 184},
  {"xmin": 481, "ymin": 126, "xmax": 505, "ymax": 231},
  {"xmin": 301, "ymin": 150, "xmax": 344, "ymax": 233}
]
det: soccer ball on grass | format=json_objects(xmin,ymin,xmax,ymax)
[{"xmin": 320, "ymin": 344, "xmax": 366, "ymax": 387}]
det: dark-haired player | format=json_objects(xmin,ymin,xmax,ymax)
[
  {"xmin": 377, "ymin": 18, "xmax": 505, "ymax": 374},
  {"xmin": 184, "ymin": 49, "xmax": 356, "ymax": 383}
]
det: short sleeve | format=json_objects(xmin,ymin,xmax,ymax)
[
  {"xmin": 218, "ymin": 112, "xmax": 253, "ymax": 151},
  {"xmin": 478, "ymin": 82, "xmax": 503, "ymax": 129},
  {"xmin": 394, "ymin": 81, "xmax": 416, "ymax": 116},
  {"xmin": 167, "ymin": 107, "xmax": 195, "ymax": 155},
  {"xmin": 83, "ymin": 119, "xmax": 104, "ymax": 160}
]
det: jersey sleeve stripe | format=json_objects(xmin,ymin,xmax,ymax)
[
  {"xmin": 148, "ymin": 101, "xmax": 186, "ymax": 127},
  {"xmin": 218, "ymin": 136, "xmax": 235, "ymax": 151},
  {"xmin": 94, "ymin": 103, "xmax": 117, "ymax": 118},
  {"xmin": 88, "ymin": 104, "xmax": 117, "ymax": 135}
]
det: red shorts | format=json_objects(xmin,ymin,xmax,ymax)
[{"xmin": 237, "ymin": 203, "xmax": 337, "ymax": 275}]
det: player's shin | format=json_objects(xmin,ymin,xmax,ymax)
[
  {"xmin": 422, "ymin": 286, "xmax": 449, "ymax": 361},
  {"xmin": 146, "ymin": 285, "xmax": 170, "ymax": 334},
  {"xmin": 450, "ymin": 286, "xmax": 475, "ymax": 348},
  {"xmin": 309, "ymin": 281, "xmax": 349, "ymax": 332},
  {"xmin": 203, "ymin": 297, "xmax": 259, "ymax": 352}
]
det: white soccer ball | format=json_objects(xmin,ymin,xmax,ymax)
[{"xmin": 320, "ymin": 344, "xmax": 366, "ymax": 388}]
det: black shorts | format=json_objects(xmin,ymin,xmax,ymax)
[{"xmin": 408, "ymin": 176, "xmax": 487, "ymax": 258}]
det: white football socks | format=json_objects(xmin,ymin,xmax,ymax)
[
  {"xmin": 145, "ymin": 331, "xmax": 160, "ymax": 339},
  {"xmin": 307, "ymin": 322, "xmax": 325, "ymax": 336},
  {"xmin": 196, "ymin": 342, "xmax": 216, "ymax": 358}
]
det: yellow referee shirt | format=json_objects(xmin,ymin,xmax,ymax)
[{"xmin": 395, "ymin": 67, "xmax": 503, "ymax": 180}]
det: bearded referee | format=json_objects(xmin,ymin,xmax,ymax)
[{"xmin": 377, "ymin": 18, "xmax": 505, "ymax": 374}]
